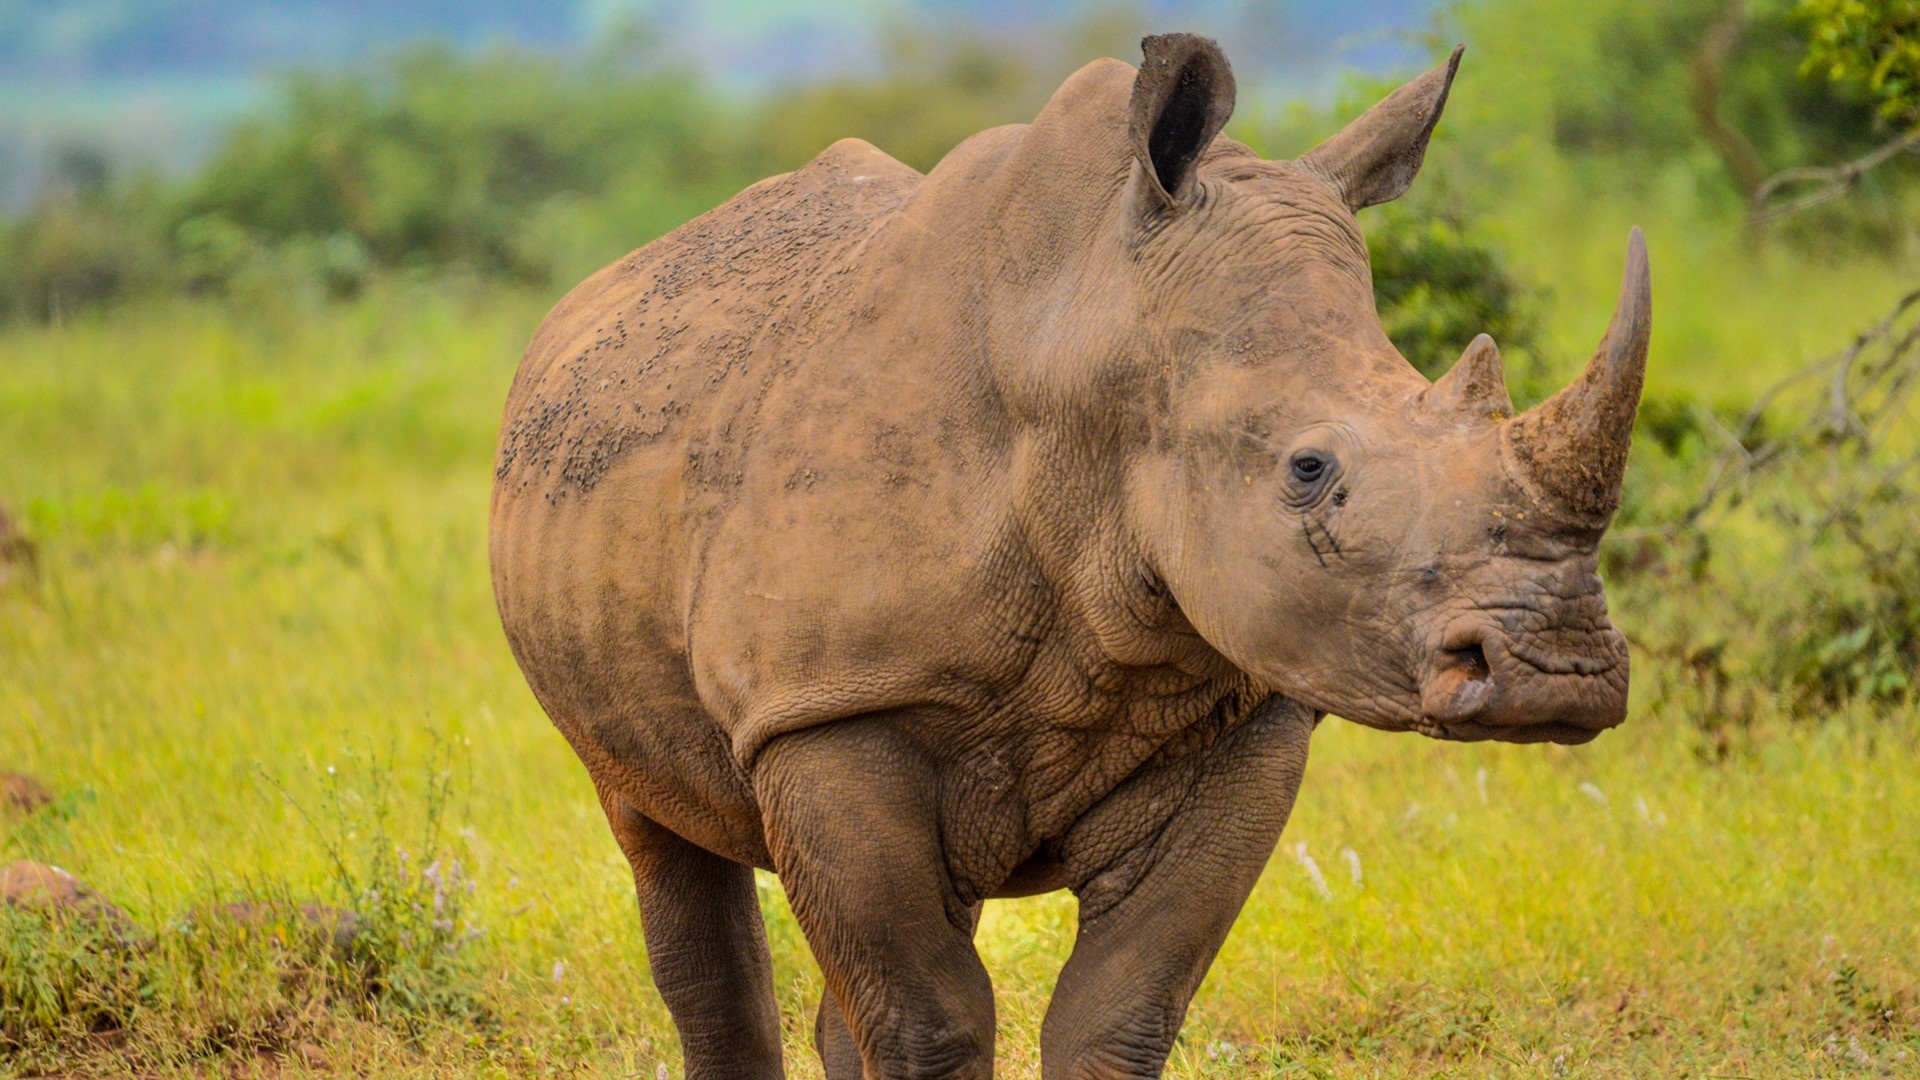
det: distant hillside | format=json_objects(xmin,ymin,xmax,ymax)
[{"xmin": 0, "ymin": 0, "xmax": 1443, "ymax": 206}]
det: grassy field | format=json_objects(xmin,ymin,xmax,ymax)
[{"xmin": 3, "ymin": 262, "xmax": 1918, "ymax": 1079}]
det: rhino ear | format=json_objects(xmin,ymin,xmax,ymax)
[
  {"xmin": 1129, "ymin": 33, "xmax": 1236, "ymax": 207},
  {"xmin": 1299, "ymin": 46, "xmax": 1462, "ymax": 212}
]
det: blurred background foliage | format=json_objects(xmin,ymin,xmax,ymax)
[
  {"xmin": 1802, "ymin": 0, "xmax": 1920, "ymax": 123},
  {"xmin": 4, "ymin": 1, "xmax": 1914, "ymax": 332}
]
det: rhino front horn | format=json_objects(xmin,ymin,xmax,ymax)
[{"xmin": 1505, "ymin": 228, "xmax": 1651, "ymax": 522}]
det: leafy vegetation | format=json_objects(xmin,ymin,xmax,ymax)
[
  {"xmin": 1802, "ymin": 0, "xmax": 1920, "ymax": 123},
  {"xmin": 2, "ymin": 0, "xmax": 1918, "ymax": 1075},
  {"xmin": 1361, "ymin": 190, "xmax": 1543, "ymax": 383}
]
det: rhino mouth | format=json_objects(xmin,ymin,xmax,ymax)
[
  {"xmin": 1414, "ymin": 626, "xmax": 1627, "ymax": 744},
  {"xmin": 1423, "ymin": 719, "xmax": 1606, "ymax": 745}
]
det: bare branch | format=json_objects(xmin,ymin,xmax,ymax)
[
  {"xmin": 1750, "ymin": 126, "xmax": 1920, "ymax": 225},
  {"xmin": 1667, "ymin": 286, "xmax": 1920, "ymax": 531}
]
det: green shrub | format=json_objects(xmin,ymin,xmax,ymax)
[
  {"xmin": 1365, "ymin": 190, "xmax": 1545, "ymax": 387},
  {"xmin": 260, "ymin": 742, "xmax": 486, "ymax": 1030},
  {"xmin": 1624, "ymin": 286, "xmax": 1920, "ymax": 716},
  {"xmin": 1758, "ymin": 503, "xmax": 1920, "ymax": 707},
  {"xmin": 171, "ymin": 43, "xmax": 752, "ymax": 289},
  {"xmin": 0, "ymin": 189, "xmax": 170, "ymax": 322},
  {"xmin": 0, "ymin": 909, "xmax": 145, "ymax": 1059}
]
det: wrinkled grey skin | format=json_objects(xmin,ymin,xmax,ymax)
[{"xmin": 490, "ymin": 33, "xmax": 1651, "ymax": 1079}]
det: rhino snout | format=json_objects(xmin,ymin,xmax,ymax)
[{"xmin": 1416, "ymin": 619, "xmax": 1628, "ymax": 745}]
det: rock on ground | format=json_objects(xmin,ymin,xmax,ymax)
[
  {"xmin": 1, "ymin": 860, "xmax": 143, "ymax": 944},
  {"xmin": 204, "ymin": 899, "xmax": 367, "ymax": 956},
  {"xmin": 2, "ymin": 771, "xmax": 55, "ymax": 813},
  {"xmin": 0, "ymin": 499, "xmax": 33, "ymax": 565}
]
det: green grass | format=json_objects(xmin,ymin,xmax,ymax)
[{"xmin": 2, "ymin": 278, "xmax": 1917, "ymax": 1077}]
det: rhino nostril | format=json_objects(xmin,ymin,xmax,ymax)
[
  {"xmin": 1447, "ymin": 642, "xmax": 1489, "ymax": 681},
  {"xmin": 1422, "ymin": 638, "xmax": 1496, "ymax": 724}
]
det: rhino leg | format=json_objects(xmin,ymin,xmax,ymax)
[
  {"xmin": 756, "ymin": 718, "xmax": 996, "ymax": 1080},
  {"xmin": 813, "ymin": 993, "xmax": 862, "ymax": 1080},
  {"xmin": 812, "ymin": 897, "xmax": 985, "ymax": 1080},
  {"xmin": 1041, "ymin": 699, "xmax": 1317, "ymax": 1078},
  {"xmin": 601, "ymin": 794, "xmax": 785, "ymax": 1080}
]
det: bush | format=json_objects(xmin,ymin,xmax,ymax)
[
  {"xmin": 171, "ymin": 42, "xmax": 752, "ymax": 289},
  {"xmin": 1365, "ymin": 190, "xmax": 1544, "ymax": 385},
  {"xmin": 0, "ymin": 187, "xmax": 170, "ymax": 322},
  {"xmin": 1770, "ymin": 543, "xmax": 1920, "ymax": 705},
  {"xmin": 262, "ymin": 742, "xmax": 486, "ymax": 1029}
]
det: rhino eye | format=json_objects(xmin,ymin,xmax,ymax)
[{"xmin": 1289, "ymin": 453, "xmax": 1329, "ymax": 485}]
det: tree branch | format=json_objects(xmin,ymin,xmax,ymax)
[
  {"xmin": 1690, "ymin": 0, "xmax": 1769, "ymax": 202},
  {"xmin": 1750, "ymin": 125, "xmax": 1920, "ymax": 224}
]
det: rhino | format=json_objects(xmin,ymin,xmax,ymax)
[{"xmin": 490, "ymin": 32, "xmax": 1650, "ymax": 1079}]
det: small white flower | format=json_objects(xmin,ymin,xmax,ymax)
[
  {"xmin": 1578, "ymin": 782, "xmax": 1607, "ymax": 806},
  {"xmin": 1341, "ymin": 848, "xmax": 1362, "ymax": 885},
  {"xmin": 656, "ymin": 1063, "xmax": 669, "ymax": 1080},
  {"xmin": 1476, "ymin": 767, "xmax": 1488, "ymax": 804},
  {"xmin": 1294, "ymin": 843, "xmax": 1331, "ymax": 900},
  {"xmin": 551, "ymin": 960, "xmax": 566, "ymax": 984}
]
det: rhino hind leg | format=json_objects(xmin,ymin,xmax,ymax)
[
  {"xmin": 812, "ymin": 998, "xmax": 862, "ymax": 1080},
  {"xmin": 600, "ymin": 794, "xmax": 784, "ymax": 1080},
  {"xmin": 755, "ymin": 719, "xmax": 996, "ymax": 1079}
]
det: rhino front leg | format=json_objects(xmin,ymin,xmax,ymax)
[
  {"xmin": 1041, "ymin": 698, "xmax": 1317, "ymax": 1078},
  {"xmin": 755, "ymin": 718, "xmax": 997, "ymax": 1080},
  {"xmin": 813, "ymin": 898, "xmax": 986, "ymax": 1080}
]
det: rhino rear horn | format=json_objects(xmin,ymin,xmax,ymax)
[
  {"xmin": 1300, "ymin": 46, "xmax": 1462, "ymax": 212},
  {"xmin": 1129, "ymin": 33, "xmax": 1236, "ymax": 207},
  {"xmin": 1424, "ymin": 333, "xmax": 1513, "ymax": 419},
  {"xmin": 1504, "ymin": 229, "xmax": 1653, "ymax": 523}
]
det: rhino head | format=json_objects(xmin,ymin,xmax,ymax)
[{"xmin": 1022, "ymin": 36, "xmax": 1650, "ymax": 745}]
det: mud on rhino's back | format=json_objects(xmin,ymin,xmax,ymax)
[
  {"xmin": 493, "ymin": 138, "xmax": 921, "ymax": 509},
  {"xmin": 491, "ymin": 136, "xmax": 921, "ymax": 624}
]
